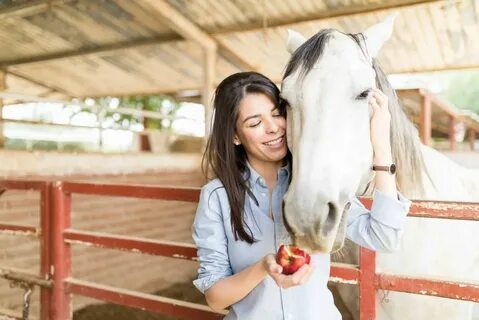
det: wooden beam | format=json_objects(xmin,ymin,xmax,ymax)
[
  {"xmin": 202, "ymin": 48, "xmax": 216, "ymax": 139},
  {"xmin": 449, "ymin": 115, "xmax": 457, "ymax": 151},
  {"xmin": 140, "ymin": 0, "xmax": 215, "ymax": 50},
  {"xmin": 0, "ymin": 71, "xmax": 5, "ymax": 148},
  {"xmin": 5, "ymin": 69, "xmax": 72, "ymax": 97},
  {"xmin": 210, "ymin": 0, "xmax": 441, "ymax": 34},
  {"xmin": 396, "ymin": 88, "xmax": 424, "ymax": 98},
  {"xmin": 469, "ymin": 129, "xmax": 476, "ymax": 151},
  {"xmin": 0, "ymin": 92, "xmax": 197, "ymax": 122},
  {"xmin": 391, "ymin": 64, "xmax": 479, "ymax": 74},
  {"xmin": 0, "ymin": 0, "xmax": 67, "ymax": 20},
  {"xmin": 0, "ymin": 35, "xmax": 179, "ymax": 67},
  {"xmin": 0, "ymin": 34, "xmax": 255, "ymax": 72},
  {"xmin": 420, "ymin": 94, "xmax": 432, "ymax": 146},
  {"xmin": 139, "ymin": 0, "xmax": 256, "ymax": 71},
  {"xmin": 460, "ymin": 115, "xmax": 479, "ymax": 133}
]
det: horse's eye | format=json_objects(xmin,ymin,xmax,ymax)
[{"xmin": 356, "ymin": 89, "xmax": 371, "ymax": 100}]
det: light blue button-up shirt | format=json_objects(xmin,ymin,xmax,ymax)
[{"xmin": 192, "ymin": 163, "xmax": 411, "ymax": 319}]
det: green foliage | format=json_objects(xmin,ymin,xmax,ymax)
[
  {"xmin": 95, "ymin": 95, "xmax": 181, "ymax": 131},
  {"xmin": 5, "ymin": 138, "xmax": 88, "ymax": 152},
  {"xmin": 441, "ymin": 72, "xmax": 479, "ymax": 114}
]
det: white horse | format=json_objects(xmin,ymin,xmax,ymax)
[{"xmin": 281, "ymin": 14, "xmax": 479, "ymax": 320}]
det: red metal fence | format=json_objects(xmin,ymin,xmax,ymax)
[{"xmin": 0, "ymin": 179, "xmax": 478, "ymax": 320}]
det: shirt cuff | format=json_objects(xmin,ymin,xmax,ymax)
[
  {"xmin": 370, "ymin": 190, "xmax": 411, "ymax": 229},
  {"xmin": 193, "ymin": 274, "xmax": 223, "ymax": 294}
]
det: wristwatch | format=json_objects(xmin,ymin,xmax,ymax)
[{"xmin": 372, "ymin": 164, "xmax": 396, "ymax": 175}]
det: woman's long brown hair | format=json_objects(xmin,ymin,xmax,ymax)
[{"xmin": 202, "ymin": 72, "xmax": 291, "ymax": 243}]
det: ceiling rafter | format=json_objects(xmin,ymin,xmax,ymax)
[
  {"xmin": 0, "ymin": 0, "xmax": 69, "ymax": 20},
  {"xmin": 210, "ymin": 0, "xmax": 442, "ymax": 34},
  {"xmin": 0, "ymin": 0, "xmax": 441, "ymax": 71}
]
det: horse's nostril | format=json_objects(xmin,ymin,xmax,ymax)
[{"xmin": 323, "ymin": 202, "xmax": 337, "ymax": 234}]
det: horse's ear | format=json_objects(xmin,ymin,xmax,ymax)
[
  {"xmin": 363, "ymin": 12, "xmax": 398, "ymax": 58},
  {"xmin": 287, "ymin": 29, "xmax": 306, "ymax": 54}
]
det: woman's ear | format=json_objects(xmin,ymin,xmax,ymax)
[{"xmin": 233, "ymin": 136, "xmax": 241, "ymax": 146}]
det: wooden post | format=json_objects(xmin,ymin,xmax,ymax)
[
  {"xmin": 202, "ymin": 47, "xmax": 216, "ymax": 140},
  {"xmin": 469, "ymin": 129, "xmax": 476, "ymax": 151},
  {"xmin": 0, "ymin": 71, "xmax": 6, "ymax": 148},
  {"xmin": 420, "ymin": 94, "xmax": 432, "ymax": 146},
  {"xmin": 448, "ymin": 115, "xmax": 456, "ymax": 151},
  {"xmin": 140, "ymin": 118, "xmax": 152, "ymax": 152}
]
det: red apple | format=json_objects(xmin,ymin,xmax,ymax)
[{"xmin": 276, "ymin": 244, "xmax": 311, "ymax": 275}]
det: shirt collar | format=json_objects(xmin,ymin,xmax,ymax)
[{"xmin": 244, "ymin": 161, "xmax": 290, "ymax": 188}]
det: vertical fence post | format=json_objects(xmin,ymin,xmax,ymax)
[
  {"xmin": 448, "ymin": 115, "xmax": 456, "ymax": 151},
  {"xmin": 420, "ymin": 94, "xmax": 432, "ymax": 146},
  {"xmin": 469, "ymin": 129, "xmax": 476, "ymax": 151},
  {"xmin": 50, "ymin": 181, "xmax": 72, "ymax": 320},
  {"xmin": 40, "ymin": 182, "xmax": 52, "ymax": 320},
  {"xmin": 359, "ymin": 247, "xmax": 377, "ymax": 320}
]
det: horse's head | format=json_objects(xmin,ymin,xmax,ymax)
[{"xmin": 281, "ymin": 14, "xmax": 397, "ymax": 253}]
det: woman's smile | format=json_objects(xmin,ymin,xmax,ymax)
[{"xmin": 263, "ymin": 135, "xmax": 285, "ymax": 147}]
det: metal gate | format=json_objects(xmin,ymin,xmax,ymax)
[{"xmin": 0, "ymin": 179, "xmax": 478, "ymax": 320}]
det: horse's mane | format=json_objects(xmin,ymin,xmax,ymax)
[
  {"xmin": 283, "ymin": 29, "xmax": 426, "ymax": 198},
  {"xmin": 371, "ymin": 62, "xmax": 426, "ymax": 198}
]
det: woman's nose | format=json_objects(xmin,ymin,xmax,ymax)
[{"xmin": 265, "ymin": 117, "xmax": 279, "ymax": 133}]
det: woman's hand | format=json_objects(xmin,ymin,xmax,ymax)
[
  {"xmin": 262, "ymin": 254, "xmax": 315, "ymax": 289},
  {"xmin": 369, "ymin": 88, "xmax": 392, "ymax": 158}
]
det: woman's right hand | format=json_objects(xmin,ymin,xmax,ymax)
[{"xmin": 262, "ymin": 254, "xmax": 315, "ymax": 289}]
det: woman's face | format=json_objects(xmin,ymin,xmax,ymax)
[{"xmin": 234, "ymin": 93, "xmax": 287, "ymax": 169}]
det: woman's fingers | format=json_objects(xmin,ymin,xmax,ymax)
[
  {"xmin": 371, "ymin": 89, "xmax": 388, "ymax": 107},
  {"xmin": 278, "ymin": 264, "xmax": 314, "ymax": 289},
  {"xmin": 264, "ymin": 254, "xmax": 282, "ymax": 274}
]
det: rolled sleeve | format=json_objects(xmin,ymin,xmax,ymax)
[
  {"xmin": 192, "ymin": 185, "xmax": 233, "ymax": 294},
  {"xmin": 370, "ymin": 190, "xmax": 411, "ymax": 229},
  {"xmin": 346, "ymin": 190, "xmax": 411, "ymax": 252}
]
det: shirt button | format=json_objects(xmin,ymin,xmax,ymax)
[{"xmin": 261, "ymin": 193, "xmax": 266, "ymax": 197}]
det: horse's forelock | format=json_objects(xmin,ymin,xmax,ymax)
[{"xmin": 283, "ymin": 29, "xmax": 334, "ymax": 80}]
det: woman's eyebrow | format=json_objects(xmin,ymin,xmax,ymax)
[{"xmin": 242, "ymin": 107, "xmax": 278, "ymax": 123}]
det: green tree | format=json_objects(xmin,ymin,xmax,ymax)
[{"xmin": 441, "ymin": 72, "xmax": 479, "ymax": 115}]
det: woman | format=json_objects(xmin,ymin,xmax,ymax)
[{"xmin": 192, "ymin": 72, "xmax": 411, "ymax": 319}]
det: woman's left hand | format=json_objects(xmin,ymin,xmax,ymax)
[{"xmin": 369, "ymin": 88, "xmax": 392, "ymax": 156}]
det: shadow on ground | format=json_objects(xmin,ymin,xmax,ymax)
[{"xmin": 73, "ymin": 280, "xmax": 206, "ymax": 320}]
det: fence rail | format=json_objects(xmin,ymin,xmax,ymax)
[{"xmin": 0, "ymin": 179, "xmax": 478, "ymax": 320}]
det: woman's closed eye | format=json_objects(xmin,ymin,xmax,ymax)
[{"xmin": 249, "ymin": 121, "xmax": 261, "ymax": 128}]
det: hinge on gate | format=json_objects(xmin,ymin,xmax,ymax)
[{"xmin": 8, "ymin": 279, "xmax": 34, "ymax": 320}]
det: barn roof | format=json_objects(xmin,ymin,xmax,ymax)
[{"xmin": 0, "ymin": 0, "xmax": 477, "ymax": 102}]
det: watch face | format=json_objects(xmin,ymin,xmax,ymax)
[{"xmin": 390, "ymin": 164, "xmax": 397, "ymax": 174}]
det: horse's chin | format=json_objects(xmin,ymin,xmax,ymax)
[{"xmin": 293, "ymin": 207, "xmax": 349, "ymax": 254}]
